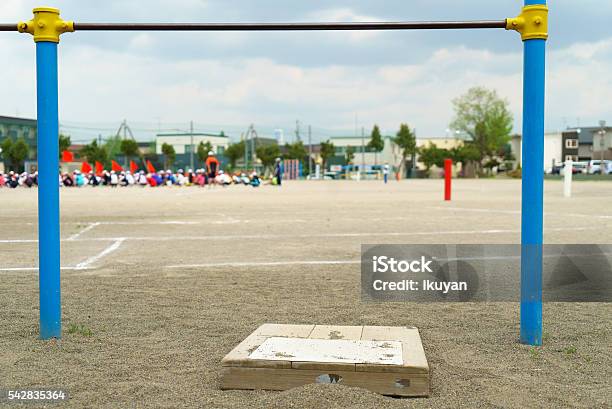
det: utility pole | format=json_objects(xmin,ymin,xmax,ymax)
[
  {"xmin": 242, "ymin": 132, "xmax": 247, "ymax": 171},
  {"xmin": 600, "ymin": 123, "xmax": 606, "ymax": 170},
  {"xmin": 190, "ymin": 120, "xmax": 194, "ymax": 171},
  {"xmin": 251, "ymin": 125, "xmax": 256, "ymax": 172},
  {"xmin": 295, "ymin": 120, "xmax": 301, "ymax": 142},
  {"xmin": 308, "ymin": 125, "xmax": 313, "ymax": 177},
  {"xmin": 411, "ymin": 128, "xmax": 417, "ymax": 179},
  {"xmin": 123, "ymin": 120, "xmax": 128, "ymax": 168},
  {"xmin": 361, "ymin": 126, "xmax": 365, "ymax": 181}
]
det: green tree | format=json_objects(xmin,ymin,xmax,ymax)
[
  {"xmin": 103, "ymin": 135, "xmax": 123, "ymax": 162},
  {"xmin": 196, "ymin": 141, "xmax": 213, "ymax": 165},
  {"xmin": 120, "ymin": 139, "xmax": 140, "ymax": 167},
  {"xmin": 285, "ymin": 140, "xmax": 308, "ymax": 161},
  {"xmin": 11, "ymin": 138, "xmax": 29, "ymax": 167},
  {"xmin": 319, "ymin": 140, "xmax": 335, "ymax": 171},
  {"xmin": 450, "ymin": 87, "xmax": 513, "ymax": 175},
  {"xmin": 368, "ymin": 125, "xmax": 384, "ymax": 165},
  {"xmin": 418, "ymin": 143, "xmax": 449, "ymax": 174},
  {"xmin": 161, "ymin": 143, "xmax": 176, "ymax": 169},
  {"xmin": 255, "ymin": 143, "xmax": 280, "ymax": 175},
  {"xmin": 392, "ymin": 123, "xmax": 417, "ymax": 178},
  {"xmin": 345, "ymin": 146, "xmax": 355, "ymax": 165},
  {"xmin": 80, "ymin": 139, "xmax": 109, "ymax": 167},
  {"xmin": 224, "ymin": 141, "xmax": 244, "ymax": 170},
  {"xmin": 1, "ymin": 137, "xmax": 30, "ymax": 172},
  {"xmin": 59, "ymin": 134, "xmax": 71, "ymax": 159},
  {"xmin": 1, "ymin": 138, "xmax": 13, "ymax": 170}
]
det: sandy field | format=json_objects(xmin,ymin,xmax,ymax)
[{"xmin": 0, "ymin": 179, "xmax": 610, "ymax": 408}]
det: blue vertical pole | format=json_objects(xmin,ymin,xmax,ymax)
[
  {"xmin": 37, "ymin": 40, "xmax": 61, "ymax": 339},
  {"xmin": 520, "ymin": 0, "xmax": 546, "ymax": 345}
]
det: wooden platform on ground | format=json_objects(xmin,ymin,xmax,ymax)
[{"xmin": 220, "ymin": 324, "xmax": 430, "ymax": 397}]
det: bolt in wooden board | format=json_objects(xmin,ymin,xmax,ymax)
[{"xmin": 220, "ymin": 324, "xmax": 430, "ymax": 397}]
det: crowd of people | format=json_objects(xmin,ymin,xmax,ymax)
[
  {"xmin": 0, "ymin": 168, "xmax": 266, "ymax": 189},
  {"xmin": 0, "ymin": 152, "xmax": 281, "ymax": 189}
]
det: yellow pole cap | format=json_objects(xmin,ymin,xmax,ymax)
[
  {"xmin": 18, "ymin": 7, "xmax": 74, "ymax": 43},
  {"xmin": 506, "ymin": 5, "xmax": 548, "ymax": 41}
]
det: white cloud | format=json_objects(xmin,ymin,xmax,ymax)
[
  {"xmin": 306, "ymin": 7, "xmax": 383, "ymax": 42},
  {"xmin": 0, "ymin": 1, "xmax": 610, "ymax": 139}
]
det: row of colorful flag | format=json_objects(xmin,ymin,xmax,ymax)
[{"xmin": 62, "ymin": 150, "xmax": 156, "ymax": 175}]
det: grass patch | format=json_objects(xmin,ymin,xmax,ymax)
[
  {"xmin": 529, "ymin": 348, "xmax": 542, "ymax": 360},
  {"xmin": 564, "ymin": 345, "xmax": 577, "ymax": 356},
  {"xmin": 67, "ymin": 323, "xmax": 93, "ymax": 337}
]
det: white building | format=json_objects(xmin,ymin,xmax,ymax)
[
  {"xmin": 155, "ymin": 132, "xmax": 229, "ymax": 156},
  {"xmin": 328, "ymin": 135, "xmax": 396, "ymax": 167},
  {"xmin": 513, "ymin": 132, "xmax": 563, "ymax": 171}
]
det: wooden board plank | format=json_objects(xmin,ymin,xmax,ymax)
[
  {"xmin": 358, "ymin": 326, "xmax": 428, "ymax": 374},
  {"xmin": 249, "ymin": 337, "xmax": 403, "ymax": 365},
  {"xmin": 309, "ymin": 325, "xmax": 363, "ymax": 340},
  {"xmin": 220, "ymin": 366, "xmax": 429, "ymax": 397},
  {"xmin": 220, "ymin": 324, "xmax": 430, "ymax": 396},
  {"xmin": 221, "ymin": 333, "xmax": 291, "ymax": 369},
  {"xmin": 255, "ymin": 323, "xmax": 315, "ymax": 338}
]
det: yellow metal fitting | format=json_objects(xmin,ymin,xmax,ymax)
[
  {"xmin": 506, "ymin": 5, "xmax": 548, "ymax": 41},
  {"xmin": 17, "ymin": 7, "xmax": 74, "ymax": 43}
]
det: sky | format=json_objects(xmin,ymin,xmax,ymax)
[{"xmin": 0, "ymin": 0, "xmax": 611, "ymax": 143}]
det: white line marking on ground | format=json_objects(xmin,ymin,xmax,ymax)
[
  {"xmin": 74, "ymin": 238, "xmax": 125, "ymax": 270},
  {"xmin": 67, "ymin": 222, "xmax": 100, "ymax": 241},
  {"xmin": 97, "ymin": 221, "xmax": 200, "ymax": 226},
  {"xmin": 428, "ymin": 206, "xmax": 521, "ymax": 215},
  {"xmin": 430, "ymin": 206, "xmax": 612, "ymax": 220},
  {"xmin": 166, "ymin": 260, "xmax": 360, "ymax": 269},
  {"xmin": 0, "ymin": 226, "xmax": 598, "ymax": 245},
  {"xmin": 0, "ymin": 266, "xmax": 92, "ymax": 272}
]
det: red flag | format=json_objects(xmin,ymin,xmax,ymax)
[
  {"xmin": 61, "ymin": 150, "xmax": 74, "ymax": 162},
  {"xmin": 81, "ymin": 161, "xmax": 92, "ymax": 174},
  {"xmin": 129, "ymin": 160, "xmax": 138, "ymax": 174},
  {"xmin": 95, "ymin": 161, "xmax": 104, "ymax": 175},
  {"xmin": 111, "ymin": 160, "xmax": 123, "ymax": 172},
  {"xmin": 146, "ymin": 160, "xmax": 156, "ymax": 173}
]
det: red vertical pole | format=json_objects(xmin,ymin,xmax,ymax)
[{"xmin": 444, "ymin": 158, "xmax": 452, "ymax": 201}]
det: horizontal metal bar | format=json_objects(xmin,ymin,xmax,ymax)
[
  {"xmin": 73, "ymin": 20, "xmax": 507, "ymax": 31},
  {"xmin": 0, "ymin": 24, "xmax": 16, "ymax": 31}
]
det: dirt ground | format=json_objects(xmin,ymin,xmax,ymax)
[{"xmin": 0, "ymin": 179, "xmax": 610, "ymax": 408}]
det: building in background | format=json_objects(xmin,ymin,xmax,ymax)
[
  {"xmin": 156, "ymin": 132, "xmax": 230, "ymax": 169},
  {"xmin": 328, "ymin": 135, "xmax": 395, "ymax": 169},
  {"xmin": 0, "ymin": 115, "xmax": 37, "ymax": 172},
  {"xmin": 508, "ymin": 132, "xmax": 563, "ymax": 172},
  {"xmin": 562, "ymin": 126, "xmax": 612, "ymax": 162},
  {"xmin": 561, "ymin": 130, "xmax": 579, "ymax": 163}
]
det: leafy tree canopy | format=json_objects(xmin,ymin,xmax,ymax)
[
  {"xmin": 450, "ymin": 87, "xmax": 513, "ymax": 167},
  {"xmin": 256, "ymin": 143, "xmax": 280, "ymax": 173},
  {"xmin": 285, "ymin": 140, "xmax": 308, "ymax": 160},
  {"xmin": 368, "ymin": 125, "xmax": 384, "ymax": 153},
  {"xmin": 120, "ymin": 139, "xmax": 140, "ymax": 158},
  {"xmin": 319, "ymin": 140, "xmax": 335, "ymax": 169},
  {"xmin": 224, "ymin": 141, "xmax": 244, "ymax": 169}
]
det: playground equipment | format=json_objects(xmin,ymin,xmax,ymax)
[
  {"xmin": 283, "ymin": 160, "xmax": 301, "ymax": 180},
  {"xmin": 1, "ymin": 2, "xmax": 548, "ymax": 345}
]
